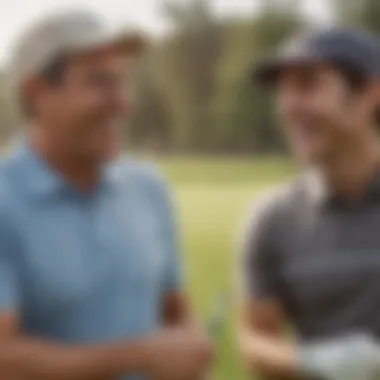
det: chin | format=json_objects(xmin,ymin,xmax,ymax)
[
  {"xmin": 293, "ymin": 146, "xmax": 326, "ymax": 167},
  {"xmin": 99, "ymin": 147, "xmax": 121, "ymax": 162},
  {"xmin": 84, "ymin": 147, "xmax": 119, "ymax": 165},
  {"xmin": 93, "ymin": 136, "xmax": 121, "ymax": 161}
]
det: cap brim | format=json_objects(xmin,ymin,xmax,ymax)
[
  {"xmin": 70, "ymin": 29, "xmax": 148, "ymax": 58},
  {"xmin": 103, "ymin": 31, "xmax": 148, "ymax": 56},
  {"xmin": 252, "ymin": 55, "xmax": 322, "ymax": 85}
]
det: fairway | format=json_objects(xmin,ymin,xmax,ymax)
[{"xmin": 159, "ymin": 157, "xmax": 296, "ymax": 380}]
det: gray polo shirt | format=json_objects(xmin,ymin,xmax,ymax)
[{"xmin": 241, "ymin": 171, "xmax": 380, "ymax": 341}]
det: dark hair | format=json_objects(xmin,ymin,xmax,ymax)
[
  {"xmin": 20, "ymin": 55, "xmax": 69, "ymax": 117},
  {"xmin": 333, "ymin": 60, "xmax": 380, "ymax": 127}
]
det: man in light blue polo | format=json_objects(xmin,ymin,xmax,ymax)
[{"xmin": 0, "ymin": 8, "xmax": 213, "ymax": 380}]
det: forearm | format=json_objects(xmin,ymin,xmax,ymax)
[{"xmin": 0, "ymin": 337, "xmax": 149, "ymax": 380}]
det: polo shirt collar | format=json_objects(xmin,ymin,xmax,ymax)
[
  {"xmin": 305, "ymin": 169, "xmax": 328, "ymax": 207},
  {"xmin": 12, "ymin": 143, "xmax": 117, "ymax": 199}
]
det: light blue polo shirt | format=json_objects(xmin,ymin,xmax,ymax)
[{"xmin": 0, "ymin": 144, "xmax": 181, "ymax": 375}]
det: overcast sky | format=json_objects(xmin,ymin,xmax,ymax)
[{"xmin": 0, "ymin": 0, "xmax": 331, "ymax": 64}]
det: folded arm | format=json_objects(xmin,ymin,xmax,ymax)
[{"xmin": 0, "ymin": 312, "xmax": 152, "ymax": 380}]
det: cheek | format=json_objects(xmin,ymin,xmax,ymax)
[
  {"xmin": 276, "ymin": 92, "xmax": 319, "ymax": 122},
  {"xmin": 318, "ymin": 83, "xmax": 352, "ymax": 126},
  {"xmin": 83, "ymin": 91, "xmax": 128, "ymax": 120},
  {"xmin": 311, "ymin": 96, "xmax": 332, "ymax": 120},
  {"xmin": 65, "ymin": 85, "xmax": 104, "ymax": 112},
  {"xmin": 301, "ymin": 90, "xmax": 340, "ymax": 128},
  {"xmin": 79, "ymin": 91, "xmax": 105, "ymax": 112},
  {"xmin": 63, "ymin": 96, "xmax": 105, "ymax": 130},
  {"xmin": 323, "ymin": 97, "xmax": 352, "ymax": 130}
]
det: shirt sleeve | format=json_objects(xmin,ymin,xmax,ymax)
[
  {"xmin": 237, "ymin": 194, "xmax": 281, "ymax": 300},
  {"xmin": 144, "ymin": 168, "xmax": 182, "ymax": 294},
  {"xmin": 0, "ymin": 203, "xmax": 20, "ymax": 310}
]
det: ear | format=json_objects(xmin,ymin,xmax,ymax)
[
  {"xmin": 20, "ymin": 74, "xmax": 56, "ymax": 117},
  {"xmin": 21, "ymin": 75, "xmax": 49, "ymax": 103}
]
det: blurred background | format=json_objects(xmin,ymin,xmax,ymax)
[{"xmin": 1, "ymin": 0, "xmax": 380, "ymax": 379}]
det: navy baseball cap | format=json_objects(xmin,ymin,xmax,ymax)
[{"xmin": 252, "ymin": 27, "xmax": 380, "ymax": 85}]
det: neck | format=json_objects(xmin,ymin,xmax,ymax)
[
  {"xmin": 27, "ymin": 126, "xmax": 101, "ymax": 192},
  {"xmin": 320, "ymin": 132, "xmax": 380, "ymax": 199}
]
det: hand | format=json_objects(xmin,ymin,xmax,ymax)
[
  {"xmin": 143, "ymin": 327, "xmax": 214, "ymax": 380},
  {"xmin": 297, "ymin": 334, "xmax": 380, "ymax": 380}
]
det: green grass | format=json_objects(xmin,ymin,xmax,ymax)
[{"xmin": 158, "ymin": 157, "xmax": 296, "ymax": 380}]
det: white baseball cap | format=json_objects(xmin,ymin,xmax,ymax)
[{"xmin": 8, "ymin": 8, "xmax": 147, "ymax": 90}]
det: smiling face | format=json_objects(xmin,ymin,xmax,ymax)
[
  {"xmin": 275, "ymin": 63, "xmax": 379, "ymax": 166},
  {"xmin": 28, "ymin": 47, "xmax": 131, "ymax": 163}
]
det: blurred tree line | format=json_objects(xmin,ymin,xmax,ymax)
[
  {"xmin": 1, "ymin": 0, "xmax": 380, "ymax": 154},
  {"xmin": 130, "ymin": 0, "xmax": 304, "ymax": 154}
]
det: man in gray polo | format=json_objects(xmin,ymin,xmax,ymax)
[
  {"xmin": 0, "ymin": 8, "xmax": 213, "ymax": 380},
  {"xmin": 238, "ymin": 29, "xmax": 380, "ymax": 380}
]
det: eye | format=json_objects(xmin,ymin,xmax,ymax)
[{"xmin": 294, "ymin": 73, "xmax": 320, "ymax": 93}]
